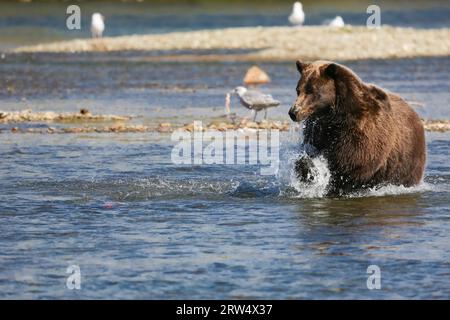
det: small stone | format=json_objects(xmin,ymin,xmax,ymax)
[
  {"xmin": 80, "ymin": 108, "xmax": 91, "ymax": 116},
  {"xmin": 216, "ymin": 122, "xmax": 229, "ymax": 131},
  {"xmin": 182, "ymin": 123, "xmax": 194, "ymax": 132},
  {"xmin": 245, "ymin": 121, "xmax": 259, "ymax": 129},
  {"xmin": 157, "ymin": 122, "xmax": 172, "ymax": 133},
  {"xmin": 258, "ymin": 121, "xmax": 272, "ymax": 129}
]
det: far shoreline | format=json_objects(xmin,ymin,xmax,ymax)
[{"xmin": 12, "ymin": 26, "xmax": 450, "ymax": 62}]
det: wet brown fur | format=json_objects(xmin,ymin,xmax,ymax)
[{"xmin": 289, "ymin": 60, "xmax": 426, "ymax": 195}]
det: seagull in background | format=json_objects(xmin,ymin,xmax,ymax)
[
  {"xmin": 328, "ymin": 16, "xmax": 345, "ymax": 28},
  {"xmin": 230, "ymin": 86, "xmax": 280, "ymax": 122},
  {"xmin": 288, "ymin": 2, "xmax": 305, "ymax": 26},
  {"xmin": 91, "ymin": 13, "xmax": 105, "ymax": 38}
]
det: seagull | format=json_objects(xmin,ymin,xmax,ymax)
[
  {"xmin": 91, "ymin": 13, "xmax": 105, "ymax": 38},
  {"xmin": 288, "ymin": 2, "xmax": 305, "ymax": 26},
  {"xmin": 328, "ymin": 16, "xmax": 345, "ymax": 28},
  {"xmin": 230, "ymin": 86, "xmax": 280, "ymax": 122}
]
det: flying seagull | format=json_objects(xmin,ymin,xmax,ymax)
[
  {"xmin": 230, "ymin": 86, "xmax": 280, "ymax": 122},
  {"xmin": 288, "ymin": 2, "xmax": 305, "ymax": 26},
  {"xmin": 91, "ymin": 13, "xmax": 105, "ymax": 38}
]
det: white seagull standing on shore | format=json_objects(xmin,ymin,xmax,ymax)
[
  {"xmin": 288, "ymin": 2, "xmax": 305, "ymax": 26},
  {"xmin": 91, "ymin": 13, "xmax": 105, "ymax": 38},
  {"xmin": 328, "ymin": 16, "xmax": 345, "ymax": 28}
]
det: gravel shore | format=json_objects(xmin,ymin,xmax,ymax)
[
  {"xmin": 1, "ymin": 109, "xmax": 449, "ymax": 133},
  {"xmin": 13, "ymin": 26, "xmax": 450, "ymax": 61}
]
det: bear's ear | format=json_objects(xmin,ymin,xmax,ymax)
[
  {"xmin": 324, "ymin": 63, "xmax": 362, "ymax": 86},
  {"xmin": 296, "ymin": 60, "xmax": 306, "ymax": 74},
  {"xmin": 367, "ymin": 84, "xmax": 390, "ymax": 112},
  {"xmin": 324, "ymin": 63, "xmax": 338, "ymax": 79},
  {"xmin": 369, "ymin": 85, "xmax": 388, "ymax": 101}
]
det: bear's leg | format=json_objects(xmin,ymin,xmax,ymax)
[{"xmin": 294, "ymin": 156, "xmax": 315, "ymax": 182}]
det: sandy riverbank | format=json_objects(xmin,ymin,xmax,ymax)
[{"xmin": 13, "ymin": 26, "xmax": 450, "ymax": 61}]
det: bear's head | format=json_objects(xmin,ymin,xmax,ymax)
[{"xmin": 289, "ymin": 60, "xmax": 389, "ymax": 122}]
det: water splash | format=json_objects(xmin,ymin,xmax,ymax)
[
  {"xmin": 277, "ymin": 150, "xmax": 331, "ymax": 199},
  {"xmin": 277, "ymin": 130, "xmax": 332, "ymax": 198},
  {"xmin": 288, "ymin": 154, "xmax": 331, "ymax": 198}
]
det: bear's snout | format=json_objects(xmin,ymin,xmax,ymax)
[{"xmin": 288, "ymin": 107, "xmax": 298, "ymax": 121}]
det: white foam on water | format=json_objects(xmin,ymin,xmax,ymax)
[{"xmin": 349, "ymin": 181, "xmax": 437, "ymax": 198}]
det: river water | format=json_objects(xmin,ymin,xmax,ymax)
[{"xmin": 0, "ymin": 1, "xmax": 449, "ymax": 299}]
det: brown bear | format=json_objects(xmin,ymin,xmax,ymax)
[{"xmin": 288, "ymin": 60, "xmax": 426, "ymax": 195}]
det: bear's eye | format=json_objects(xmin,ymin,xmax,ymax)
[{"xmin": 304, "ymin": 82, "xmax": 314, "ymax": 94}]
